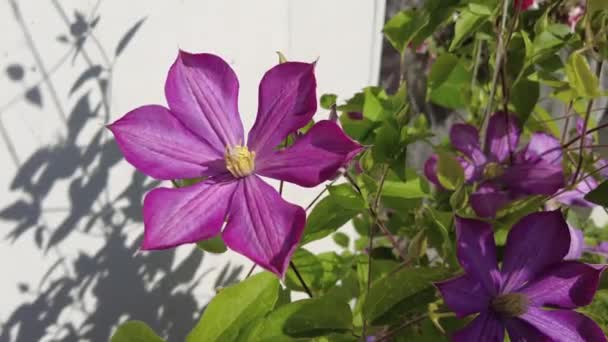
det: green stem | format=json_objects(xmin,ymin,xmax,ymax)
[
  {"xmin": 572, "ymin": 61, "xmax": 604, "ymax": 185},
  {"xmin": 290, "ymin": 261, "xmax": 313, "ymax": 298}
]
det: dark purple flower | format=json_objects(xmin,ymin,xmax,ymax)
[
  {"xmin": 587, "ymin": 242, "xmax": 608, "ymax": 258},
  {"xmin": 565, "ymin": 224, "xmax": 585, "ymax": 260},
  {"xmin": 555, "ymin": 177, "xmax": 598, "ymax": 208},
  {"xmin": 436, "ymin": 211, "xmax": 606, "ymax": 341},
  {"xmin": 108, "ymin": 51, "xmax": 362, "ymax": 276},
  {"xmin": 424, "ymin": 112, "xmax": 565, "ymax": 217},
  {"xmin": 568, "ymin": 226, "xmax": 608, "ymax": 260}
]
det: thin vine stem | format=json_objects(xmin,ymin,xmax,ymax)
[
  {"xmin": 572, "ymin": 60, "xmax": 604, "ymax": 184},
  {"xmin": 480, "ymin": 0, "xmax": 513, "ymax": 141},
  {"xmin": 376, "ymin": 313, "xmax": 429, "ymax": 341},
  {"xmin": 343, "ymin": 171, "xmax": 408, "ymax": 262},
  {"xmin": 290, "ymin": 261, "xmax": 313, "ymax": 298},
  {"xmin": 362, "ymin": 164, "xmax": 390, "ymax": 337}
]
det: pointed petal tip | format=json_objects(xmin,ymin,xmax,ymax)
[{"xmin": 222, "ymin": 177, "xmax": 306, "ymax": 278}]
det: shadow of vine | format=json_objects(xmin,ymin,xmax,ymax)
[{"xmin": 0, "ymin": 1, "xmax": 242, "ymax": 341}]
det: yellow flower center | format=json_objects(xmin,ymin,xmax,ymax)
[
  {"xmin": 491, "ymin": 293, "xmax": 529, "ymax": 317},
  {"xmin": 225, "ymin": 145, "xmax": 255, "ymax": 178},
  {"xmin": 483, "ymin": 162, "xmax": 505, "ymax": 179}
]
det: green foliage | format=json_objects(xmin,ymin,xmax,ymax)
[
  {"xmin": 436, "ymin": 152, "xmax": 465, "ymax": 190},
  {"xmin": 239, "ymin": 296, "xmax": 354, "ymax": 341},
  {"xmin": 301, "ymin": 195, "xmax": 361, "ymax": 245},
  {"xmin": 565, "ymin": 52, "xmax": 601, "ymax": 98},
  {"xmin": 111, "ymin": 321, "xmax": 165, "ymax": 342},
  {"xmin": 285, "ymin": 249, "xmax": 352, "ymax": 295},
  {"xmin": 196, "ymin": 236, "xmax": 227, "ymax": 254},
  {"xmin": 363, "ymin": 267, "xmax": 451, "ymax": 325},
  {"xmin": 585, "ymin": 181, "xmax": 608, "ymax": 207},
  {"xmin": 320, "ymin": 93, "xmax": 338, "ymax": 109},
  {"xmin": 427, "ymin": 54, "xmax": 472, "ymax": 109},
  {"xmin": 187, "ymin": 272, "xmax": 279, "ymax": 342}
]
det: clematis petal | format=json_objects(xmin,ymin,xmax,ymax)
[
  {"xmin": 586, "ymin": 242, "xmax": 608, "ymax": 258},
  {"xmin": 485, "ymin": 112, "xmax": 520, "ymax": 163},
  {"xmin": 435, "ymin": 274, "xmax": 491, "ymax": 318},
  {"xmin": 504, "ymin": 318, "xmax": 548, "ymax": 342},
  {"xmin": 424, "ymin": 154, "xmax": 441, "ymax": 187},
  {"xmin": 108, "ymin": 105, "xmax": 225, "ymax": 180},
  {"xmin": 470, "ymin": 181, "xmax": 512, "ymax": 218},
  {"xmin": 165, "ymin": 51, "xmax": 244, "ymax": 150},
  {"xmin": 423, "ymin": 155, "xmax": 478, "ymax": 188},
  {"xmin": 256, "ymin": 120, "xmax": 362, "ymax": 187},
  {"xmin": 521, "ymin": 132, "xmax": 562, "ymax": 165},
  {"xmin": 521, "ymin": 308, "xmax": 607, "ymax": 342},
  {"xmin": 222, "ymin": 175, "xmax": 305, "ymax": 277},
  {"xmin": 450, "ymin": 124, "xmax": 487, "ymax": 167},
  {"xmin": 141, "ymin": 177, "xmax": 237, "ymax": 250},
  {"xmin": 452, "ymin": 311, "xmax": 504, "ymax": 342},
  {"xmin": 459, "ymin": 156, "xmax": 479, "ymax": 182},
  {"xmin": 565, "ymin": 226, "xmax": 584, "ymax": 260},
  {"xmin": 247, "ymin": 62, "xmax": 317, "ymax": 157},
  {"xmin": 521, "ymin": 261, "xmax": 605, "ymax": 309},
  {"xmin": 555, "ymin": 177, "xmax": 598, "ymax": 208},
  {"xmin": 500, "ymin": 160, "xmax": 564, "ymax": 195},
  {"xmin": 501, "ymin": 211, "xmax": 571, "ymax": 293},
  {"xmin": 455, "ymin": 216, "xmax": 501, "ymax": 295}
]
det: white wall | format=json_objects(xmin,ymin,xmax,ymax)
[{"xmin": 0, "ymin": 1, "xmax": 385, "ymax": 341}]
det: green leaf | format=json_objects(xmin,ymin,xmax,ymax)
[
  {"xmin": 373, "ymin": 122, "xmax": 401, "ymax": 163},
  {"xmin": 187, "ymin": 272, "xmax": 279, "ymax": 342},
  {"xmin": 449, "ymin": 182, "xmax": 468, "ymax": 211},
  {"xmin": 427, "ymin": 54, "xmax": 471, "ymax": 109},
  {"xmin": 244, "ymin": 297, "xmax": 353, "ymax": 341},
  {"xmin": 531, "ymin": 31, "xmax": 566, "ymax": 64},
  {"xmin": 320, "ymin": 94, "xmax": 337, "ymax": 109},
  {"xmin": 383, "ymin": 10, "xmax": 417, "ymax": 52},
  {"xmin": 450, "ymin": 9, "xmax": 487, "ymax": 51},
  {"xmin": 332, "ymin": 232, "xmax": 350, "ymax": 248},
  {"xmin": 585, "ymin": 180, "xmax": 608, "ymax": 207},
  {"xmin": 362, "ymin": 87, "xmax": 387, "ymax": 122},
  {"xmin": 511, "ymin": 78, "xmax": 539, "ymax": 124},
  {"xmin": 580, "ymin": 289, "xmax": 608, "ymax": 335},
  {"xmin": 328, "ymin": 184, "xmax": 365, "ymax": 210},
  {"xmin": 111, "ymin": 321, "xmax": 165, "ymax": 342},
  {"xmin": 436, "ymin": 152, "xmax": 465, "ymax": 190},
  {"xmin": 363, "ymin": 267, "xmax": 450, "ymax": 325},
  {"xmin": 526, "ymin": 106, "xmax": 560, "ymax": 137},
  {"xmin": 196, "ymin": 236, "xmax": 227, "ymax": 254},
  {"xmin": 302, "ymin": 196, "xmax": 360, "ymax": 244},
  {"xmin": 285, "ymin": 249, "xmax": 351, "ymax": 293},
  {"xmin": 565, "ymin": 52, "xmax": 601, "ymax": 98},
  {"xmin": 382, "ymin": 178, "xmax": 427, "ymax": 199}
]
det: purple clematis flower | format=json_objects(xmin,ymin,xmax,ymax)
[
  {"xmin": 436, "ymin": 211, "xmax": 606, "ymax": 341},
  {"xmin": 424, "ymin": 112, "xmax": 565, "ymax": 217},
  {"xmin": 108, "ymin": 51, "xmax": 362, "ymax": 277},
  {"xmin": 567, "ymin": 226, "xmax": 608, "ymax": 260}
]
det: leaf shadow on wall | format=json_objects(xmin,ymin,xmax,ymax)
[{"xmin": 0, "ymin": 1, "xmax": 243, "ymax": 341}]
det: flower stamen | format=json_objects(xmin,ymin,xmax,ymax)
[
  {"xmin": 491, "ymin": 293, "xmax": 529, "ymax": 318},
  {"xmin": 483, "ymin": 162, "xmax": 505, "ymax": 179},
  {"xmin": 225, "ymin": 145, "xmax": 255, "ymax": 178}
]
